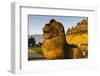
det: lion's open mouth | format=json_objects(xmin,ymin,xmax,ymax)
[{"xmin": 43, "ymin": 30, "xmax": 50, "ymax": 33}]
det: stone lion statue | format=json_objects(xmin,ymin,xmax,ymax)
[{"xmin": 42, "ymin": 19, "xmax": 83, "ymax": 59}]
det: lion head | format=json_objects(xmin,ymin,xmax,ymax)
[{"xmin": 43, "ymin": 19, "xmax": 65, "ymax": 40}]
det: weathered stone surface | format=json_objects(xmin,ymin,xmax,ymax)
[{"xmin": 42, "ymin": 19, "xmax": 83, "ymax": 59}]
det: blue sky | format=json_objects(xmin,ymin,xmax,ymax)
[{"xmin": 28, "ymin": 15, "xmax": 87, "ymax": 35}]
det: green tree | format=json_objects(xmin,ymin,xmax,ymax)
[{"xmin": 28, "ymin": 36, "xmax": 36, "ymax": 47}]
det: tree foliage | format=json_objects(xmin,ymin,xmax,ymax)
[{"xmin": 28, "ymin": 36, "xmax": 36, "ymax": 47}]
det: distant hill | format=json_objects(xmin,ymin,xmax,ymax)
[{"xmin": 66, "ymin": 18, "xmax": 88, "ymax": 57}]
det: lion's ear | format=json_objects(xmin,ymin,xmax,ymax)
[
  {"xmin": 50, "ymin": 19, "xmax": 56, "ymax": 24},
  {"xmin": 52, "ymin": 29, "xmax": 58, "ymax": 37}
]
